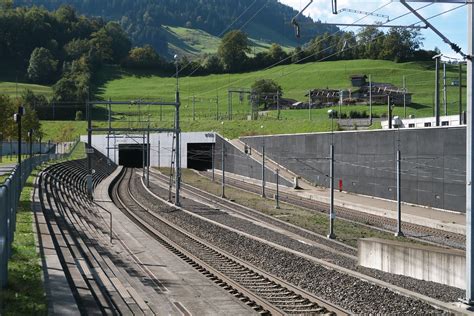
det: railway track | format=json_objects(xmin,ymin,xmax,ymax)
[
  {"xmin": 148, "ymin": 169, "xmax": 357, "ymax": 258},
  {"xmin": 199, "ymin": 171, "xmax": 465, "ymax": 249},
  {"xmin": 112, "ymin": 168, "xmax": 349, "ymax": 316}
]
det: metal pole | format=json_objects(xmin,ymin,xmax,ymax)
[
  {"xmin": 192, "ymin": 95, "xmax": 196, "ymax": 121},
  {"xmin": 0, "ymin": 133, "xmax": 3, "ymax": 163},
  {"xmin": 86, "ymin": 100, "xmax": 93, "ymax": 197},
  {"xmin": 175, "ymin": 69, "xmax": 181, "ymax": 206},
  {"xmin": 465, "ymin": 2, "xmax": 474, "ymax": 303},
  {"xmin": 443, "ymin": 63, "xmax": 448, "ymax": 116},
  {"xmin": 142, "ymin": 133, "xmax": 145, "ymax": 180},
  {"xmin": 308, "ymin": 90, "xmax": 312, "ymax": 121},
  {"xmin": 39, "ymin": 136, "xmax": 42, "ymax": 155},
  {"xmin": 212, "ymin": 143, "xmax": 215, "ymax": 181},
  {"xmin": 328, "ymin": 144, "xmax": 335, "ymax": 239},
  {"xmin": 275, "ymin": 169, "xmax": 280, "ymax": 209},
  {"xmin": 435, "ymin": 57, "xmax": 440, "ymax": 126},
  {"xmin": 403, "ymin": 76, "xmax": 407, "ymax": 118},
  {"xmin": 369, "ymin": 74, "xmax": 372, "ymax": 125},
  {"xmin": 147, "ymin": 128, "xmax": 150, "ymax": 188},
  {"xmin": 228, "ymin": 91, "xmax": 231, "ymax": 120},
  {"xmin": 277, "ymin": 93, "xmax": 280, "ymax": 120},
  {"xmin": 216, "ymin": 94, "xmax": 219, "ymax": 121},
  {"xmin": 158, "ymin": 139, "xmax": 160, "ymax": 169},
  {"xmin": 221, "ymin": 143, "xmax": 225, "ymax": 198},
  {"xmin": 107, "ymin": 98, "xmax": 111, "ymax": 165},
  {"xmin": 395, "ymin": 149, "xmax": 404, "ymax": 237},
  {"xmin": 460, "ymin": 62, "xmax": 464, "ymax": 125},
  {"xmin": 388, "ymin": 96, "xmax": 392, "ymax": 129},
  {"xmin": 261, "ymin": 144, "xmax": 266, "ymax": 198}
]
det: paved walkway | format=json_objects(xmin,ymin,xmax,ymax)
[
  {"xmin": 225, "ymin": 139, "xmax": 466, "ymax": 235},
  {"xmin": 94, "ymin": 167, "xmax": 257, "ymax": 315}
]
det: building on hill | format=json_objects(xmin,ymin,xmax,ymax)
[{"xmin": 304, "ymin": 74, "xmax": 412, "ymax": 107}]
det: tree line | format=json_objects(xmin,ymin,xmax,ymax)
[{"xmin": 15, "ymin": 0, "xmax": 336, "ymax": 55}]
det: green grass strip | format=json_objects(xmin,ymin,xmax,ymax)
[
  {"xmin": 0, "ymin": 142, "xmax": 85, "ymax": 314},
  {"xmin": 0, "ymin": 167, "xmax": 47, "ymax": 315}
]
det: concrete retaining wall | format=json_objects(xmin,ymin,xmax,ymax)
[
  {"xmin": 215, "ymin": 136, "xmax": 292, "ymax": 187},
  {"xmin": 358, "ymin": 238, "xmax": 465, "ymax": 289},
  {"xmin": 241, "ymin": 127, "xmax": 466, "ymax": 212}
]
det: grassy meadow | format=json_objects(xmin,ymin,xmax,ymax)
[{"xmin": 0, "ymin": 59, "xmax": 466, "ymax": 141}]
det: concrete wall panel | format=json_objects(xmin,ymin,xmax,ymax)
[{"xmin": 242, "ymin": 127, "xmax": 466, "ymax": 212}]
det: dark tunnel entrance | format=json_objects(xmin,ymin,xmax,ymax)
[
  {"xmin": 187, "ymin": 143, "xmax": 213, "ymax": 171},
  {"xmin": 118, "ymin": 144, "xmax": 148, "ymax": 167}
]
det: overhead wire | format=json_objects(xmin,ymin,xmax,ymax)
[
  {"xmin": 193, "ymin": 0, "xmax": 395, "ymax": 97},
  {"xmin": 177, "ymin": 0, "xmax": 267, "ymax": 77}
]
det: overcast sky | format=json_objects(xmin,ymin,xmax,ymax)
[{"xmin": 279, "ymin": 0, "xmax": 468, "ymax": 60}]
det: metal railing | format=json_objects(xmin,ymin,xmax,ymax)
[{"xmin": 0, "ymin": 139, "xmax": 80, "ymax": 288}]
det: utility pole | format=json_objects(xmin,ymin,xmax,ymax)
[
  {"xmin": 228, "ymin": 91, "xmax": 232, "ymax": 120},
  {"xmin": 192, "ymin": 95, "xmax": 196, "ymax": 121},
  {"xmin": 434, "ymin": 54, "xmax": 441, "ymax": 126},
  {"xmin": 369, "ymin": 74, "xmax": 373, "ymax": 125},
  {"xmin": 308, "ymin": 90, "xmax": 312, "ymax": 121},
  {"xmin": 107, "ymin": 98, "xmax": 111, "ymax": 165},
  {"xmin": 212, "ymin": 143, "xmax": 215, "ymax": 181},
  {"xmin": 147, "ymin": 125, "xmax": 150, "ymax": 188},
  {"xmin": 28, "ymin": 129, "xmax": 33, "ymax": 173},
  {"xmin": 460, "ymin": 62, "xmax": 464, "ymax": 125},
  {"xmin": 221, "ymin": 143, "xmax": 225, "ymax": 198},
  {"xmin": 216, "ymin": 94, "xmax": 219, "ymax": 121},
  {"xmin": 395, "ymin": 134, "xmax": 404, "ymax": 237},
  {"xmin": 0, "ymin": 133, "xmax": 3, "ymax": 163},
  {"xmin": 275, "ymin": 169, "xmax": 280, "ymax": 209},
  {"xmin": 465, "ymin": 2, "xmax": 473, "ymax": 304},
  {"xmin": 86, "ymin": 98, "xmax": 93, "ymax": 198},
  {"xmin": 158, "ymin": 139, "xmax": 160, "ymax": 169},
  {"xmin": 388, "ymin": 96, "xmax": 392, "ymax": 129},
  {"xmin": 277, "ymin": 93, "xmax": 280, "ymax": 120},
  {"xmin": 403, "ymin": 76, "xmax": 407, "ymax": 118},
  {"xmin": 328, "ymin": 141, "xmax": 335, "ymax": 239},
  {"xmin": 174, "ymin": 55, "xmax": 181, "ymax": 206},
  {"xmin": 14, "ymin": 106, "xmax": 24, "ymax": 185},
  {"xmin": 261, "ymin": 144, "xmax": 266, "ymax": 198},
  {"xmin": 443, "ymin": 63, "xmax": 448, "ymax": 115},
  {"xmin": 142, "ymin": 133, "xmax": 146, "ymax": 180}
]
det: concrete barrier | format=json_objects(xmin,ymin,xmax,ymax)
[{"xmin": 358, "ymin": 238, "xmax": 465, "ymax": 289}]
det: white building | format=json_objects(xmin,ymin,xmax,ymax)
[
  {"xmin": 80, "ymin": 132, "xmax": 216, "ymax": 169},
  {"xmin": 381, "ymin": 115, "xmax": 464, "ymax": 129}
]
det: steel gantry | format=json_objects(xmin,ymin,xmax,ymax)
[{"xmin": 86, "ymin": 99, "xmax": 182, "ymax": 206}]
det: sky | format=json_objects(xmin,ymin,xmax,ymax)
[{"xmin": 279, "ymin": 0, "xmax": 468, "ymax": 60}]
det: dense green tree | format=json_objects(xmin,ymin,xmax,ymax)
[
  {"xmin": 218, "ymin": 30, "xmax": 250, "ymax": 72},
  {"xmin": 267, "ymin": 44, "xmax": 288, "ymax": 64},
  {"xmin": 251, "ymin": 79, "xmax": 282, "ymax": 110},
  {"xmin": 203, "ymin": 54, "xmax": 223, "ymax": 73},
  {"xmin": 123, "ymin": 45, "xmax": 161, "ymax": 68},
  {"xmin": 63, "ymin": 38, "xmax": 91, "ymax": 61},
  {"xmin": 27, "ymin": 47, "xmax": 58, "ymax": 84},
  {"xmin": 104, "ymin": 22, "xmax": 132, "ymax": 62},
  {"xmin": 0, "ymin": 95, "xmax": 42, "ymax": 141}
]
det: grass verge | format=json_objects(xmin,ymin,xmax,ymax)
[
  {"xmin": 175, "ymin": 168, "xmax": 422, "ymax": 249},
  {"xmin": 0, "ymin": 142, "xmax": 85, "ymax": 314},
  {"xmin": 0, "ymin": 167, "xmax": 47, "ymax": 315}
]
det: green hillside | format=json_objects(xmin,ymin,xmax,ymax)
[
  {"xmin": 0, "ymin": 82, "xmax": 52, "ymax": 98},
  {"xmin": 2, "ymin": 59, "xmax": 463, "ymax": 141},
  {"xmin": 163, "ymin": 25, "xmax": 294, "ymax": 58},
  {"xmin": 97, "ymin": 59, "xmax": 459, "ymax": 114}
]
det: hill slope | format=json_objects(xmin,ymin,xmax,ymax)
[{"xmin": 16, "ymin": 0, "xmax": 337, "ymax": 57}]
